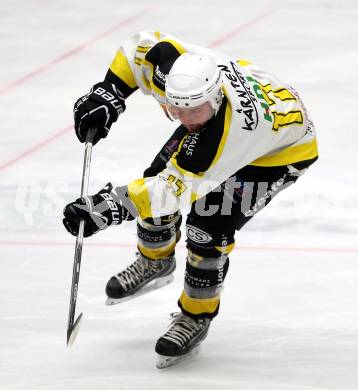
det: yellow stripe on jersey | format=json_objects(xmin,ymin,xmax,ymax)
[
  {"xmin": 159, "ymin": 38, "xmax": 187, "ymax": 55},
  {"xmin": 152, "ymin": 80, "xmax": 165, "ymax": 97},
  {"xmin": 170, "ymin": 91, "xmax": 231, "ymax": 179},
  {"xmin": 179, "ymin": 290, "xmax": 220, "ymax": 315},
  {"xmin": 141, "ymin": 39, "xmax": 186, "ymax": 98},
  {"xmin": 209, "ymin": 91, "xmax": 232, "ymax": 169},
  {"xmin": 141, "ymin": 57, "xmax": 166, "ymax": 97},
  {"xmin": 170, "ymin": 155, "xmax": 202, "ymax": 177},
  {"xmin": 177, "ymin": 133, "xmax": 189, "ymax": 151},
  {"xmin": 249, "ymin": 138, "xmax": 318, "ymax": 167},
  {"xmin": 109, "ymin": 51, "xmax": 137, "ymax": 89},
  {"xmin": 167, "ymin": 96, "xmax": 232, "ymax": 203},
  {"xmin": 127, "ymin": 178, "xmax": 152, "ymax": 219},
  {"xmin": 190, "ymin": 192, "xmax": 199, "ymax": 203},
  {"xmin": 141, "ymin": 73, "xmax": 151, "ymax": 90}
]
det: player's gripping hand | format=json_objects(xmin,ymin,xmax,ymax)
[
  {"xmin": 63, "ymin": 183, "xmax": 134, "ymax": 237},
  {"xmin": 73, "ymin": 81, "xmax": 126, "ymax": 145}
]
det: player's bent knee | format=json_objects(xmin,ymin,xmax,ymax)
[
  {"xmin": 186, "ymin": 222, "xmax": 235, "ymax": 258},
  {"xmin": 137, "ymin": 213, "xmax": 182, "ymax": 260}
]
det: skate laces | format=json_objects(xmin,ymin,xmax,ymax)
[
  {"xmin": 114, "ymin": 253, "xmax": 148, "ymax": 291},
  {"xmin": 114, "ymin": 253, "xmax": 164, "ymax": 292},
  {"xmin": 161, "ymin": 313, "xmax": 206, "ymax": 348}
]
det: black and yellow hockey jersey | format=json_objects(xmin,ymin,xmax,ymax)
[{"xmin": 105, "ymin": 31, "xmax": 318, "ymax": 219}]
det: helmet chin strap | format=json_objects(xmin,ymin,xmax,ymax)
[{"xmin": 160, "ymin": 104, "xmax": 174, "ymax": 121}]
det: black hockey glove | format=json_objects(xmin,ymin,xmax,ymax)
[
  {"xmin": 73, "ymin": 81, "xmax": 126, "ymax": 145},
  {"xmin": 63, "ymin": 183, "xmax": 135, "ymax": 237}
]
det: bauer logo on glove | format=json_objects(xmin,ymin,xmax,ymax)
[
  {"xmin": 73, "ymin": 81, "xmax": 126, "ymax": 145},
  {"xmin": 63, "ymin": 183, "xmax": 134, "ymax": 237}
]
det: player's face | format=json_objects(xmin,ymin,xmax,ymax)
[{"xmin": 166, "ymin": 102, "xmax": 214, "ymax": 132}]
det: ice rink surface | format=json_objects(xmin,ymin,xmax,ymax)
[{"xmin": 1, "ymin": 0, "xmax": 358, "ymax": 389}]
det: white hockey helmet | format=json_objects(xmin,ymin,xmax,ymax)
[{"xmin": 165, "ymin": 53, "xmax": 223, "ymax": 115}]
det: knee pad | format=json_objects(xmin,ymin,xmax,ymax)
[
  {"xmin": 186, "ymin": 220, "xmax": 235, "ymax": 259},
  {"xmin": 137, "ymin": 213, "xmax": 182, "ymax": 260}
]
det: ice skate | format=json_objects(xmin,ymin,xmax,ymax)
[
  {"xmin": 155, "ymin": 312, "xmax": 211, "ymax": 369},
  {"xmin": 105, "ymin": 253, "xmax": 175, "ymax": 305}
]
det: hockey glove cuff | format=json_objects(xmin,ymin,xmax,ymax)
[{"xmin": 63, "ymin": 183, "xmax": 136, "ymax": 237}]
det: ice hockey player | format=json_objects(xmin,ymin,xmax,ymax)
[{"xmin": 63, "ymin": 31, "xmax": 318, "ymax": 368}]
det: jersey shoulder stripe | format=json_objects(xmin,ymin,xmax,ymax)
[
  {"xmin": 175, "ymin": 98, "xmax": 228, "ymax": 175},
  {"xmin": 144, "ymin": 41, "xmax": 185, "ymax": 94}
]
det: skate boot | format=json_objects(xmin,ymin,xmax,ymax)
[
  {"xmin": 155, "ymin": 312, "xmax": 211, "ymax": 369},
  {"xmin": 105, "ymin": 253, "xmax": 176, "ymax": 305}
]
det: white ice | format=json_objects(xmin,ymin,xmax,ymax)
[{"xmin": 0, "ymin": 1, "xmax": 358, "ymax": 389}]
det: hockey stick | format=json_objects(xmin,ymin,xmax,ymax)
[{"xmin": 67, "ymin": 128, "xmax": 96, "ymax": 346}]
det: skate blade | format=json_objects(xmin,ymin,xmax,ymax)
[
  {"xmin": 156, "ymin": 345, "xmax": 201, "ymax": 369},
  {"xmin": 105, "ymin": 274, "xmax": 174, "ymax": 306}
]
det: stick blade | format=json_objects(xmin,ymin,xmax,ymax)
[{"xmin": 67, "ymin": 312, "xmax": 83, "ymax": 347}]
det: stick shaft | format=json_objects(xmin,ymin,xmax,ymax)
[{"xmin": 67, "ymin": 128, "xmax": 96, "ymax": 344}]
